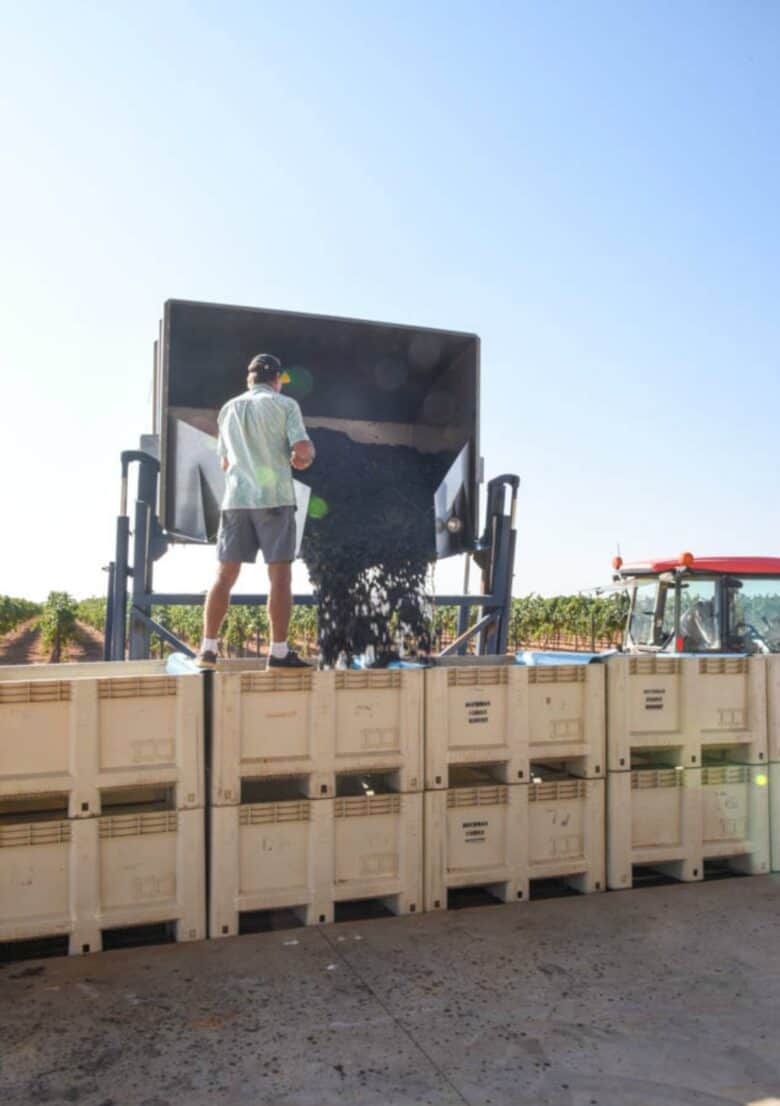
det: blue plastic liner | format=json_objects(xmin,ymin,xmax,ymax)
[
  {"xmin": 516, "ymin": 650, "xmax": 616, "ymax": 666},
  {"xmin": 166, "ymin": 652, "xmax": 201, "ymax": 675},
  {"xmin": 351, "ymin": 656, "xmax": 427, "ymax": 670}
]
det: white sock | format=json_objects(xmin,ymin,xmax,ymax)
[
  {"xmin": 270, "ymin": 642, "xmax": 289, "ymax": 659},
  {"xmin": 201, "ymin": 638, "xmax": 218, "ymax": 653}
]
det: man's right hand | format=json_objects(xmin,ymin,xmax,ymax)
[{"xmin": 290, "ymin": 439, "xmax": 315, "ymax": 470}]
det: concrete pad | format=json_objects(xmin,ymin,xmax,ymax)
[{"xmin": 1, "ymin": 878, "xmax": 779, "ymax": 1106}]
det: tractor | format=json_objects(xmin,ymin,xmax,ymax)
[{"xmin": 612, "ymin": 554, "xmax": 780, "ymax": 655}]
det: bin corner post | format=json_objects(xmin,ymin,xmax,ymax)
[{"xmin": 202, "ymin": 669, "xmax": 213, "ymax": 939}]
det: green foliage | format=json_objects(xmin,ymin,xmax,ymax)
[
  {"xmin": 430, "ymin": 593, "xmax": 628, "ymax": 653},
  {"xmin": 289, "ymin": 606, "xmax": 317, "ymax": 651},
  {"xmin": 139, "ymin": 605, "xmax": 203, "ymax": 658},
  {"xmin": 508, "ymin": 593, "xmax": 628, "ymax": 650},
  {"xmin": 223, "ymin": 606, "xmax": 252, "ymax": 657},
  {"xmin": 0, "ymin": 596, "xmax": 41, "ymax": 636},
  {"xmin": 39, "ymin": 591, "xmax": 78, "ymax": 658},
  {"xmin": 76, "ymin": 596, "xmax": 107, "ymax": 632},
  {"xmin": 41, "ymin": 590, "xmax": 631, "ymax": 659}
]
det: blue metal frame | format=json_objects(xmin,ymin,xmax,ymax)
[{"xmin": 105, "ymin": 452, "xmax": 519, "ymax": 662}]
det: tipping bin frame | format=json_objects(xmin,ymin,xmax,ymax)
[
  {"xmin": 104, "ymin": 300, "xmax": 519, "ymax": 661},
  {"xmin": 104, "ymin": 450, "xmax": 518, "ymax": 661}
]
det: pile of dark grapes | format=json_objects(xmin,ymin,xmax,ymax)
[{"xmin": 296, "ymin": 429, "xmax": 454, "ymax": 666}]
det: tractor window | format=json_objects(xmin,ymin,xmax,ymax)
[
  {"xmin": 678, "ymin": 580, "xmax": 720, "ymax": 651},
  {"xmin": 628, "ymin": 582, "xmax": 659, "ymax": 647},
  {"xmin": 660, "ymin": 585, "xmax": 677, "ymax": 643},
  {"xmin": 727, "ymin": 578, "xmax": 780, "ymax": 653}
]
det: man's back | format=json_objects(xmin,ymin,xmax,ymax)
[{"xmin": 218, "ymin": 384, "xmax": 308, "ymax": 510}]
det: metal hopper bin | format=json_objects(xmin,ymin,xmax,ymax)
[{"xmin": 105, "ymin": 299, "xmax": 518, "ymax": 661}]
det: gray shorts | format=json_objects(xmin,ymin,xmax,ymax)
[{"xmin": 217, "ymin": 507, "xmax": 296, "ymax": 564}]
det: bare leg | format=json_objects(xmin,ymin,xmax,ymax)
[
  {"xmin": 267, "ymin": 561, "xmax": 292, "ymax": 644},
  {"xmin": 203, "ymin": 562, "xmax": 242, "ymax": 639}
]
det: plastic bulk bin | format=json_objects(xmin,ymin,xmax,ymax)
[
  {"xmin": 523, "ymin": 664, "xmax": 605, "ymax": 775},
  {"xmin": 607, "ymin": 655, "xmax": 767, "ymax": 770},
  {"xmin": 210, "ymin": 796, "xmax": 332, "ymax": 936},
  {"xmin": 332, "ymin": 786, "xmax": 422, "ymax": 914},
  {"xmin": 700, "ymin": 764, "xmax": 769, "ymax": 874},
  {"xmin": 0, "ymin": 806, "xmax": 205, "ymax": 953},
  {"xmin": 607, "ymin": 765, "xmax": 702, "ymax": 890},
  {"xmin": 528, "ymin": 773, "xmax": 605, "ymax": 892},
  {"xmin": 212, "ymin": 665, "xmax": 423, "ymax": 802},
  {"xmin": 0, "ymin": 815, "xmax": 74, "ymax": 946},
  {"xmin": 210, "ymin": 783, "xmax": 422, "ymax": 936},
  {"xmin": 424, "ymin": 665, "xmax": 523, "ymax": 788},
  {"xmin": 424, "ymin": 772, "xmax": 527, "ymax": 911},
  {"xmin": 0, "ymin": 661, "xmax": 204, "ymax": 815},
  {"xmin": 425, "ymin": 663, "xmax": 604, "ymax": 790}
]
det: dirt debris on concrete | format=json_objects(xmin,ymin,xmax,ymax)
[{"xmin": 1, "ymin": 877, "xmax": 779, "ymax": 1106}]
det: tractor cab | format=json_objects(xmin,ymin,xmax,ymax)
[{"xmin": 613, "ymin": 555, "xmax": 780, "ymax": 655}]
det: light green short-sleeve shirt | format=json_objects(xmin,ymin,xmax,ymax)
[{"xmin": 217, "ymin": 384, "xmax": 310, "ymax": 510}]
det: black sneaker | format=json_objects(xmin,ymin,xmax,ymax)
[
  {"xmin": 266, "ymin": 649, "xmax": 311, "ymax": 670},
  {"xmin": 194, "ymin": 649, "xmax": 218, "ymax": 670}
]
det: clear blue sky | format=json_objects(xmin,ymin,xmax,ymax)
[{"xmin": 1, "ymin": 1, "xmax": 778, "ymax": 602}]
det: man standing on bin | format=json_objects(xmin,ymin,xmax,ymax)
[{"xmin": 196, "ymin": 353, "xmax": 315, "ymax": 670}]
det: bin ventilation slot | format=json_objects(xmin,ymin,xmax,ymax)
[
  {"xmin": 241, "ymin": 671, "xmax": 313, "ymax": 693},
  {"xmin": 631, "ymin": 750, "xmax": 684, "ymax": 771},
  {"xmin": 702, "ymin": 765, "xmax": 749, "ymax": 786},
  {"xmin": 0, "ymin": 820, "xmax": 71, "ymax": 848},
  {"xmin": 98, "ymin": 677, "xmax": 177, "ymax": 699},
  {"xmin": 335, "ymin": 670, "xmax": 402, "ymax": 690},
  {"xmin": 529, "ymin": 779, "xmax": 586, "ymax": 802},
  {"xmin": 631, "ymin": 864, "xmax": 679, "ymax": 887},
  {"xmin": 101, "ymin": 921, "xmax": 176, "ymax": 950},
  {"xmin": 240, "ymin": 801, "xmax": 310, "ymax": 826},
  {"xmin": 336, "ymin": 772, "xmax": 398, "ymax": 798},
  {"xmin": 100, "ymin": 785, "xmax": 175, "ymax": 814},
  {"xmin": 449, "ymin": 764, "xmax": 505, "ymax": 788},
  {"xmin": 447, "ymin": 668, "xmax": 508, "ymax": 687},
  {"xmin": 446, "ymin": 885, "xmax": 505, "ymax": 910},
  {"xmin": 0, "ymin": 681, "xmax": 71, "ymax": 704},
  {"xmin": 629, "ymin": 657, "xmax": 678, "ymax": 676},
  {"xmin": 100, "ymin": 811, "xmax": 178, "ymax": 838},
  {"xmin": 241, "ymin": 777, "xmax": 309, "ymax": 804},
  {"xmin": 0, "ymin": 935, "xmax": 70, "ymax": 962},
  {"xmin": 0, "ymin": 793, "xmax": 70, "ymax": 825},
  {"xmin": 530, "ymin": 877, "xmax": 581, "ymax": 900},
  {"xmin": 631, "ymin": 769, "xmax": 683, "ymax": 790},
  {"xmin": 703, "ymin": 858, "xmax": 750, "ymax": 881},
  {"xmin": 239, "ymin": 908, "xmax": 305, "ymax": 934},
  {"xmin": 528, "ymin": 667, "xmax": 585, "ymax": 685},
  {"xmin": 699, "ymin": 657, "xmax": 747, "ymax": 676},
  {"xmin": 335, "ymin": 794, "xmax": 401, "ymax": 818},
  {"xmin": 528, "ymin": 762, "xmax": 580, "ymax": 782},
  {"xmin": 447, "ymin": 785, "xmax": 508, "ymax": 808},
  {"xmin": 334, "ymin": 898, "xmax": 395, "ymax": 923}
]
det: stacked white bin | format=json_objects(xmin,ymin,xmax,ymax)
[
  {"xmin": 209, "ymin": 662, "xmax": 424, "ymax": 936},
  {"xmin": 606, "ymin": 655, "xmax": 770, "ymax": 889},
  {"xmin": 423, "ymin": 659, "xmax": 606, "ymax": 910},
  {"xmin": 0, "ymin": 661, "xmax": 206, "ymax": 954}
]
